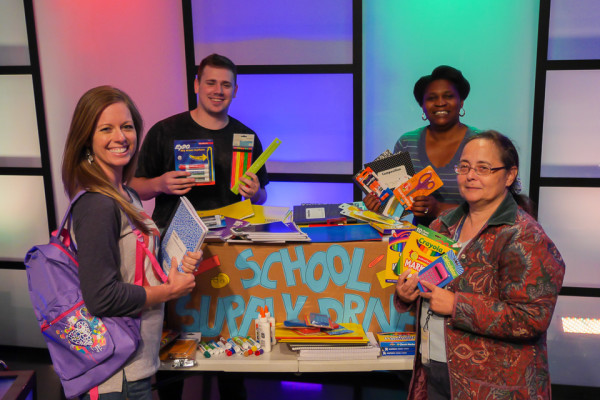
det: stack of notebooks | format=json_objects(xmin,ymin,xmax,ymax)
[
  {"xmin": 229, "ymin": 221, "xmax": 310, "ymax": 243},
  {"xmin": 376, "ymin": 332, "xmax": 416, "ymax": 357},
  {"xmin": 203, "ymin": 216, "xmax": 250, "ymax": 242},
  {"xmin": 276, "ymin": 321, "xmax": 369, "ymax": 345},
  {"xmin": 291, "ymin": 332, "xmax": 381, "ymax": 361}
]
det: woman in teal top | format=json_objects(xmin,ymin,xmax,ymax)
[{"xmin": 365, "ymin": 65, "xmax": 480, "ymax": 224}]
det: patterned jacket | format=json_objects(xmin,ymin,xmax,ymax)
[{"xmin": 395, "ymin": 193, "xmax": 565, "ymax": 399}]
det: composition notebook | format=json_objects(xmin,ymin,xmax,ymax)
[{"xmin": 160, "ymin": 196, "xmax": 208, "ymax": 274}]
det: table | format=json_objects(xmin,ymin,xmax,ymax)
[{"xmin": 159, "ymin": 342, "xmax": 413, "ymax": 373}]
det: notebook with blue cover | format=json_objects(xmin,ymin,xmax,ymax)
[
  {"xmin": 299, "ymin": 224, "xmax": 382, "ymax": 243},
  {"xmin": 160, "ymin": 196, "xmax": 208, "ymax": 273}
]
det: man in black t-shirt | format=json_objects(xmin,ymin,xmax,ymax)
[
  {"xmin": 131, "ymin": 53, "xmax": 268, "ymax": 229},
  {"xmin": 132, "ymin": 54, "xmax": 261, "ymax": 400}
]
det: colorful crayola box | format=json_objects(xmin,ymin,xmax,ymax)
[
  {"xmin": 397, "ymin": 229, "xmax": 453, "ymax": 275},
  {"xmin": 385, "ymin": 228, "xmax": 415, "ymax": 278},
  {"xmin": 415, "ymin": 224, "xmax": 460, "ymax": 251}
]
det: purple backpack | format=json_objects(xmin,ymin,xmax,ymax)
[{"xmin": 24, "ymin": 191, "xmax": 166, "ymax": 399}]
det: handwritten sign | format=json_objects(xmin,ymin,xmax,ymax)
[{"xmin": 167, "ymin": 241, "xmax": 416, "ymax": 339}]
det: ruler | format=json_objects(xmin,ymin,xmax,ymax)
[{"xmin": 231, "ymin": 137, "xmax": 281, "ymax": 195}]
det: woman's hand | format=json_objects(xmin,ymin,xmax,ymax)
[
  {"xmin": 411, "ymin": 195, "xmax": 438, "ymax": 217},
  {"xmin": 395, "ymin": 270, "xmax": 420, "ymax": 303},
  {"xmin": 363, "ymin": 192, "xmax": 382, "ymax": 212},
  {"xmin": 419, "ymin": 280, "xmax": 455, "ymax": 316},
  {"xmin": 165, "ymin": 257, "xmax": 196, "ymax": 299},
  {"xmin": 179, "ymin": 250, "xmax": 203, "ymax": 274}
]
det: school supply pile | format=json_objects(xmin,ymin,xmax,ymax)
[
  {"xmin": 24, "ymin": 191, "xmax": 167, "ymax": 399},
  {"xmin": 376, "ymin": 332, "xmax": 416, "ymax": 356}
]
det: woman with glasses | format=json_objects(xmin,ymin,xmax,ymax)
[
  {"xmin": 394, "ymin": 130, "xmax": 565, "ymax": 399},
  {"xmin": 365, "ymin": 65, "xmax": 480, "ymax": 224}
]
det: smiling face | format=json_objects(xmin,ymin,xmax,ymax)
[
  {"xmin": 458, "ymin": 138, "xmax": 517, "ymax": 211},
  {"xmin": 91, "ymin": 102, "xmax": 137, "ymax": 186},
  {"xmin": 422, "ymin": 79, "xmax": 463, "ymax": 130},
  {"xmin": 194, "ymin": 65, "xmax": 238, "ymax": 119}
]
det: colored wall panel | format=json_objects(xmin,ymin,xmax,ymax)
[
  {"xmin": 191, "ymin": 0, "xmax": 352, "ymax": 65},
  {"xmin": 538, "ymin": 187, "xmax": 600, "ymax": 289},
  {"xmin": 230, "ymin": 74, "xmax": 354, "ymax": 173},
  {"xmin": 0, "ymin": 0, "xmax": 30, "ymax": 65},
  {"xmin": 541, "ymin": 70, "xmax": 600, "ymax": 178},
  {"xmin": 548, "ymin": 0, "xmax": 600, "ymax": 60},
  {"xmin": 0, "ymin": 75, "xmax": 41, "ymax": 167},
  {"xmin": 363, "ymin": 0, "xmax": 538, "ymax": 194},
  {"xmin": 0, "ymin": 176, "xmax": 49, "ymax": 262}
]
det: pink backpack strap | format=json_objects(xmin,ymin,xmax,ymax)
[{"xmin": 133, "ymin": 228, "xmax": 167, "ymax": 284}]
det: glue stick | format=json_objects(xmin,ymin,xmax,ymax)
[{"xmin": 264, "ymin": 306, "xmax": 276, "ymax": 345}]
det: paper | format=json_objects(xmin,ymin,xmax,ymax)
[{"xmin": 196, "ymin": 199, "xmax": 254, "ymax": 220}]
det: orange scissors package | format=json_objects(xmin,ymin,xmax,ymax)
[{"xmin": 392, "ymin": 165, "xmax": 443, "ymax": 209}]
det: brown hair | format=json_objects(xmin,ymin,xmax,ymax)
[
  {"xmin": 465, "ymin": 130, "xmax": 537, "ymax": 219},
  {"xmin": 61, "ymin": 85, "xmax": 149, "ymax": 233},
  {"xmin": 197, "ymin": 53, "xmax": 237, "ymax": 83}
]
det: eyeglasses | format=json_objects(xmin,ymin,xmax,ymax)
[{"xmin": 454, "ymin": 163, "xmax": 507, "ymax": 176}]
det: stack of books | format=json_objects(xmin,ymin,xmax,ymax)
[
  {"xmin": 229, "ymin": 221, "xmax": 310, "ymax": 243},
  {"xmin": 376, "ymin": 331, "xmax": 416, "ymax": 357},
  {"xmin": 291, "ymin": 332, "xmax": 381, "ymax": 361},
  {"xmin": 204, "ymin": 216, "xmax": 250, "ymax": 242}
]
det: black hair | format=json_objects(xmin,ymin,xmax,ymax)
[{"xmin": 413, "ymin": 65, "xmax": 470, "ymax": 106}]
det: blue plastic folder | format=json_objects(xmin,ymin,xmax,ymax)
[{"xmin": 299, "ymin": 224, "xmax": 381, "ymax": 243}]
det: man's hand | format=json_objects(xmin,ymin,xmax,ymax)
[
  {"xmin": 238, "ymin": 172, "xmax": 260, "ymax": 199},
  {"xmin": 158, "ymin": 171, "xmax": 196, "ymax": 195}
]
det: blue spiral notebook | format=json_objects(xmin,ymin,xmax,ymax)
[
  {"xmin": 299, "ymin": 224, "xmax": 382, "ymax": 243},
  {"xmin": 160, "ymin": 196, "xmax": 208, "ymax": 273}
]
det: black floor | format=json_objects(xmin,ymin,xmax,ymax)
[
  {"xmin": 0, "ymin": 345, "xmax": 409, "ymax": 400},
  {"xmin": 4, "ymin": 345, "xmax": 598, "ymax": 400}
]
